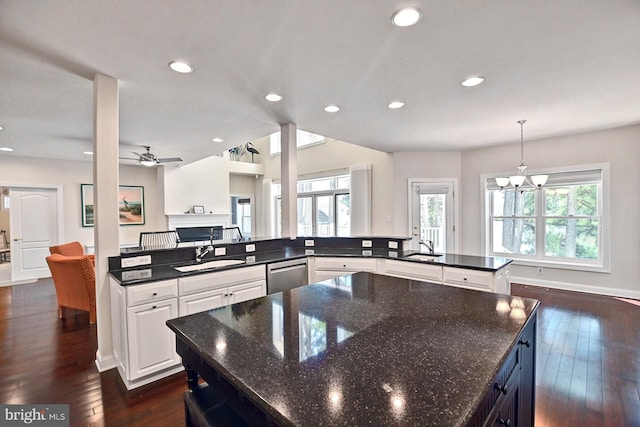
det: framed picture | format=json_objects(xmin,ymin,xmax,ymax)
[
  {"xmin": 81, "ymin": 184, "xmax": 145, "ymax": 227},
  {"xmin": 193, "ymin": 205, "xmax": 205, "ymax": 214}
]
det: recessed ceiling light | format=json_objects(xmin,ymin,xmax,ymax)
[
  {"xmin": 212, "ymin": 138, "xmax": 223, "ymax": 143},
  {"xmin": 0, "ymin": 126, "xmax": 3, "ymax": 130},
  {"xmin": 265, "ymin": 93, "xmax": 283, "ymax": 102},
  {"xmin": 169, "ymin": 61, "xmax": 193, "ymax": 73},
  {"xmin": 324, "ymin": 105, "xmax": 340, "ymax": 113},
  {"xmin": 83, "ymin": 151, "xmax": 93, "ymax": 155},
  {"xmin": 391, "ymin": 7, "xmax": 422, "ymax": 27},
  {"xmin": 0, "ymin": 147, "xmax": 14, "ymax": 152},
  {"xmin": 388, "ymin": 101, "xmax": 405, "ymax": 109},
  {"xmin": 461, "ymin": 76, "xmax": 485, "ymax": 87}
]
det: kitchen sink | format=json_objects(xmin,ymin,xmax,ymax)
[
  {"xmin": 175, "ymin": 259, "xmax": 246, "ymax": 272},
  {"xmin": 404, "ymin": 254, "xmax": 441, "ymax": 262}
]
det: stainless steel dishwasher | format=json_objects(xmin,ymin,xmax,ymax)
[{"xmin": 266, "ymin": 258, "xmax": 308, "ymax": 294}]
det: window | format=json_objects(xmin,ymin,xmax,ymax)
[
  {"xmin": 275, "ymin": 174, "xmax": 350, "ymax": 237},
  {"xmin": 269, "ymin": 129, "xmax": 325, "ymax": 155},
  {"xmin": 485, "ymin": 166, "xmax": 608, "ymax": 271}
]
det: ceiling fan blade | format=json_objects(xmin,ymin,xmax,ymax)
[
  {"xmin": 157, "ymin": 157, "xmax": 183, "ymax": 163},
  {"xmin": 119, "ymin": 157, "xmax": 140, "ymax": 161}
]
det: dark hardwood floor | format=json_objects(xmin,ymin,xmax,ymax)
[{"xmin": 1, "ymin": 278, "xmax": 639, "ymax": 426}]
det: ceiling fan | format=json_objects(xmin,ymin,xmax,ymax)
[{"xmin": 120, "ymin": 146, "xmax": 182, "ymax": 167}]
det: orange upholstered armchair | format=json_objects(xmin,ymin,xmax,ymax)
[
  {"xmin": 46, "ymin": 254, "xmax": 96, "ymax": 324},
  {"xmin": 49, "ymin": 241, "xmax": 95, "ymax": 265}
]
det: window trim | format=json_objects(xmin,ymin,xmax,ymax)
[{"xmin": 481, "ymin": 162, "xmax": 610, "ymax": 273}]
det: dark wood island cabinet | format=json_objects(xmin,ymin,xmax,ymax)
[{"xmin": 167, "ymin": 272, "xmax": 538, "ymax": 427}]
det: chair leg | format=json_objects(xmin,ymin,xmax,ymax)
[
  {"xmin": 89, "ymin": 309, "xmax": 96, "ymax": 325},
  {"xmin": 58, "ymin": 306, "xmax": 64, "ymax": 319}
]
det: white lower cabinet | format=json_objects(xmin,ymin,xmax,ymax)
[
  {"xmin": 127, "ymin": 299, "xmax": 180, "ymax": 379},
  {"xmin": 110, "ymin": 278, "xmax": 182, "ymax": 390},
  {"xmin": 311, "ymin": 257, "xmax": 378, "ymax": 282},
  {"xmin": 382, "ymin": 259, "xmax": 443, "ymax": 284},
  {"xmin": 178, "ymin": 279, "xmax": 265, "ymax": 315},
  {"xmin": 111, "ymin": 265, "xmax": 267, "ymax": 389},
  {"xmin": 177, "ymin": 265, "xmax": 266, "ymax": 315}
]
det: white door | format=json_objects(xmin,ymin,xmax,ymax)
[
  {"xmin": 410, "ymin": 181, "xmax": 456, "ymax": 253},
  {"xmin": 10, "ymin": 188, "xmax": 60, "ymax": 281}
]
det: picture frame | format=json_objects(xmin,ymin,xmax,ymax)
[
  {"xmin": 81, "ymin": 184, "xmax": 145, "ymax": 227},
  {"xmin": 193, "ymin": 205, "xmax": 205, "ymax": 214}
]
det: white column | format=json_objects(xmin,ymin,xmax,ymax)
[
  {"xmin": 280, "ymin": 123, "xmax": 297, "ymax": 238},
  {"xmin": 93, "ymin": 74, "xmax": 120, "ymax": 371}
]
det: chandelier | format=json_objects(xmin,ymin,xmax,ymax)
[{"xmin": 495, "ymin": 120, "xmax": 548, "ymax": 191}]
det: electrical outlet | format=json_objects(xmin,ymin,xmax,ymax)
[
  {"xmin": 388, "ymin": 251, "xmax": 398, "ymax": 258},
  {"xmin": 121, "ymin": 257, "xmax": 138, "ymax": 268},
  {"xmin": 137, "ymin": 255, "xmax": 152, "ymax": 265},
  {"xmin": 362, "ymin": 249, "xmax": 373, "ymax": 256},
  {"xmin": 537, "ymin": 267, "xmax": 544, "ymax": 275},
  {"xmin": 362, "ymin": 240, "xmax": 372, "ymax": 248},
  {"xmin": 388, "ymin": 241, "xmax": 398, "ymax": 249},
  {"xmin": 305, "ymin": 240, "xmax": 315, "ymax": 247},
  {"xmin": 245, "ymin": 244, "xmax": 256, "ymax": 252},
  {"xmin": 305, "ymin": 249, "xmax": 315, "ymax": 255},
  {"xmin": 246, "ymin": 255, "xmax": 256, "ymax": 263},
  {"xmin": 214, "ymin": 247, "xmax": 226, "ymax": 256}
]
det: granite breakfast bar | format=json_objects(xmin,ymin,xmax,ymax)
[{"xmin": 167, "ymin": 272, "xmax": 538, "ymax": 427}]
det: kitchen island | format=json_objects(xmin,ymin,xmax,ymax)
[{"xmin": 167, "ymin": 272, "xmax": 538, "ymax": 426}]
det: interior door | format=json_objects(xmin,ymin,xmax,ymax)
[
  {"xmin": 10, "ymin": 187, "xmax": 60, "ymax": 281},
  {"xmin": 410, "ymin": 181, "xmax": 455, "ymax": 253}
]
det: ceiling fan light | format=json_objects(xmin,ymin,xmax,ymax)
[
  {"xmin": 140, "ymin": 159, "xmax": 156, "ymax": 167},
  {"xmin": 509, "ymin": 175, "xmax": 526, "ymax": 187},
  {"xmin": 531, "ymin": 174, "xmax": 548, "ymax": 187},
  {"xmin": 495, "ymin": 177, "xmax": 510, "ymax": 188}
]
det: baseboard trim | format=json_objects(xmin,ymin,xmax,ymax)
[
  {"xmin": 511, "ymin": 275, "xmax": 640, "ymax": 300},
  {"xmin": 95, "ymin": 350, "xmax": 116, "ymax": 372}
]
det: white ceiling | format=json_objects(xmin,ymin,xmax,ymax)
[{"xmin": 1, "ymin": 0, "xmax": 639, "ymax": 165}]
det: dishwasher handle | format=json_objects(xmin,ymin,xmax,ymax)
[{"xmin": 269, "ymin": 264, "xmax": 307, "ymax": 274}]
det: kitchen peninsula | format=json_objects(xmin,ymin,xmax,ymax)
[
  {"xmin": 167, "ymin": 272, "xmax": 538, "ymax": 426},
  {"xmin": 109, "ymin": 236, "xmax": 516, "ymax": 390}
]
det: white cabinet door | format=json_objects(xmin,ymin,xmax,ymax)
[
  {"xmin": 179, "ymin": 288, "xmax": 227, "ymax": 315},
  {"xmin": 442, "ymin": 267, "xmax": 493, "ymax": 292},
  {"xmin": 127, "ymin": 299, "xmax": 180, "ymax": 381},
  {"xmin": 228, "ymin": 280, "xmax": 266, "ymax": 304},
  {"xmin": 382, "ymin": 259, "xmax": 443, "ymax": 284}
]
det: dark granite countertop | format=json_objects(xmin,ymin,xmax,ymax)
[
  {"xmin": 109, "ymin": 247, "xmax": 513, "ymax": 286},
  {"xmin": 167, "ymin": 272, "xmax": 538, "ymax": 427}
]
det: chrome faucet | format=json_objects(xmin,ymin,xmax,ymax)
[
  {"xmin": 195, "ymin": 245, "xmax": 214, "ymax": 262},
  {"xmin": 419, "ymin": 240, "xmax": 434, "ymax": 254}
]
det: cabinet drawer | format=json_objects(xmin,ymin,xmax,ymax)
[
  {"xmin": 179, "ymin": 265, "xmax": 266, "ymax": 296},
  {"xmin": 443, "ymin": 267, "xmax": 492, "ymax": 291},
  {"xmin": 383, "ymin": 259, "xmax": 443, "ymax": 283},
  {"xmin": 314, "ymin": 257, "xmax": 377, "ymax": 272},
  {"xmin": 126, "ymin": 279, "xmax": 178, "ymax": 307}
]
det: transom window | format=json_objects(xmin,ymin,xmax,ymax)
[
  {"xmin": 485, "ymin": 165, "xmax": 608, "ymax": 271},
  {"xmin": 269, "ymin": 130, "xmax": 325, "ymax": 155}
]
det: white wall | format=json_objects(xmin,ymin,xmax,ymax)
[
  {"xmin": 460, "ymin": 124, "xmax": 640, "ymax": 297},
  {"xmin": 0, "ymin": 155, "xmax": 164, "ymax": 247},
  {"xmin": 161, "ymin": 156, "xmax": 230, "ymax": 215},
  {"xmin": 391, "ymin": 151, "xmax": 462, "ymax": 237},
  {"xmin": 230, "ymin": 174, "xmax": 258, "ymax": 196},
  {"xmin": 254, "ymin": 137, "xmax": 395, "ymax": 236}
]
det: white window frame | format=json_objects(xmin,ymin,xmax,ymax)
[
  {"xmin": 269, "ymin": 130, "xmax": 325, "ymax": 156},
  {"xmin": 481, "ymin": 163, "xmax": 610, "ymax": 273}
]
